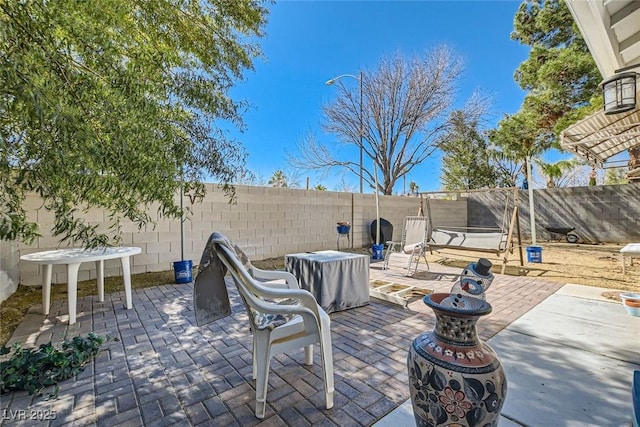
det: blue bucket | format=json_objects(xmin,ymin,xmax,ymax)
[
  {"xmin": 371, "ymin": 244, "xmax": 384, "ymax": 260},
  {"xmin": 526, "ymin": 246, "xmax": 542, "ymax": 263},
  {"xmin": 337, "ymin": 225, "xmax": 351, "ymax": 235},
  {"xmin": 174, "ymin": 260, "xmax": 193, "ymax": 283}
]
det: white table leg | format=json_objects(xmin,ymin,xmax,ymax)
[
  {"xmin": 42, "ymin": 264, "xmax": 52, "ymax": 315},
  {"xmin": 95, "ymin": 259, "xmax": 105, "ymax": 301},
  {"xmin": 67, "ymin": 262, "xmax": 81, "ymax": 325},
  {"xmin": 120, "ymin": 256, "xmax": 133, "ymax": 309}
]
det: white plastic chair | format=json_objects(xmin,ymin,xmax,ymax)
[
  {"xmin": 383, "ymin": 216, "xmax": 431, "ymax": 276},
  {"xmin": 214, "ymin": 241, "xmax": 334, "ymax": 419}
]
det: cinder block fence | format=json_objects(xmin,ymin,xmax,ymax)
[{"xmin": 1, "ymin": 182, "xmax": 637, "ymax": 303}]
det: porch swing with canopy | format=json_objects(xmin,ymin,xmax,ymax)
[{"xmin": 425, "ymin": 187, "xmax": 524, "ymax": 274}]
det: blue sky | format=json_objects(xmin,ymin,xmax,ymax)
[{"xmin": 226, "ymin": 0, "xmax": 537, "ymax": 192}]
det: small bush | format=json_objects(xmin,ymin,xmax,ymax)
[{"xmin": 0, "ymin": 332, "xmax": 117, "ymax": 398}]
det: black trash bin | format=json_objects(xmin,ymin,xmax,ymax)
[{"xmin": 370, "ymin": 218, "xmax": 393, "ymax": 246}]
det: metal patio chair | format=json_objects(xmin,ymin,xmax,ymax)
[{"xmin": 383, "ymin": 216, "xmax": 431, "ymax": 276}]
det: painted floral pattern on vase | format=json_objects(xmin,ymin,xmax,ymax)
[{"xmin": 407, "ymin": 291, "xmax": 507, "ymax": 427}]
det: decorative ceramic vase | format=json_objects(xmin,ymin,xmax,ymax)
[{"xmin": 407, "ymin": 293, "xmax": 507, "ymax": 427}]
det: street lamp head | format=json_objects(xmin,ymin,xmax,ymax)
[{"xmin": 325, "ymin": 73, "xmax": 360, "ymax": 86}]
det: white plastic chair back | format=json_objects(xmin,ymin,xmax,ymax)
[{"xmin": 214, "ymin": 241, "xmax": 334, "ymax": 418}]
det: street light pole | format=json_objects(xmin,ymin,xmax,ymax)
[
  {"xmin": 326, "ymin": 72, "xmax": 364, "ymax": 193},
  {"xmin": 359, "ymin": 71, "xmax": 363, "ymax": 194}
]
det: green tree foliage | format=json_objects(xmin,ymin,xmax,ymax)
[
  {"xmin": 268, "ymin": 170, "xmax": 288, "ymax": 188},
  {"xmin": 1, "ymin": 0, "xmax": 268, "ymax": 245},
  {"xmin": 408, "ymin": 181, "xmax": 419, "ymax": 195},
  {"xmin": 314, "ymin": 184, "xmax": 327, "ymax": 191},
  {"xmin": 440, "ymin": 111, "xmax": 496, "ymax": 190},
  {"xmin": 487, "ymin": 110, "xmax": 543, "ymax": 189},
  {"xmin": 588, "ymin": 167, "xmax": 597, "ymax": 186},
  {"xmin": 604, "ymin": 168, "xmax": 628, "ymax": 185},
  {"xmin": 489, "ymin": 150, "xmax": 523, "ymax": 188},
  {"xmin": 489, "ymin": 0, "xmax": 601, "ymax": 170},
  {"xmin": 511, "ymin": 0, "xmax": 601, "ymax": 134},
  {"xmin": 533, "ymin": 158, "xmax": 580, "ymax": 188},
  {"xmin": 489, "ymin": 110, "xmax": 548, "ymax": 161}
]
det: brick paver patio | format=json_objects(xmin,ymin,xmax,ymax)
[{"xmin": 0, "ymin": 263, "xmax": 563, "ymax": 426}]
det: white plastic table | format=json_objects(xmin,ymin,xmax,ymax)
[{"xmin": 20, "ymin": 247, "xmax": 141, "ymax": 324}]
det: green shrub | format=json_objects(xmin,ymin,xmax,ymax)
[{"xmin": 0, "ymin": 332, "xmax": 117, "ymax": 398}]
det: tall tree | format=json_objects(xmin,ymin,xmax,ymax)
[
  {"xmin": 490, "ymin": 0, "xmax": 602, "ymax": 173},
  {"xmin": 1, "ymin": 0, "xmax": 268, "ymax": 245},
  {"xmin": 233, "ymin": 169, "xmax": 259, "ymax": 186},
  {"xmin": 533, "ymin": 158, "xmax": 581, "ymax": 188},
  {"xmin": 408, "ymin": 181, "xmax": 419, "ymax": 195},
  {"xmin": 511, "ymin": 0, "xmax": 602, "ymax": 133},
  {"xmin": 487, "ymin": 110, "xmax": 541, "ymax": 187},
  {"xmin": 268, "ymin": 170, "xmax": 288, "ymax": 188},
  {"xmin": 288, "ymin": 47, "xmax": 471, "ymax": 195},
  {"xmin": 604, "ymin": 168, "xmax": 628, "ymax": 185},
  {"xmin": 489, "ymin": 150, "xmax": 523, "ymax": 188},
  {"xmin": 630, "ymin": 146, "xmax": 640, "ymax": 172},
  {"xmin": 440, "ymin": 109, "xmax": 496, "ymax": 190}
]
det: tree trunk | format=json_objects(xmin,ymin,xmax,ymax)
[
  {"xmin": 629, "ymin": 146, "xmax": 640, "ymax": 170},
  {"xmin": 629, "ymin": 146, "xmax": 640, "ymax": 183}
]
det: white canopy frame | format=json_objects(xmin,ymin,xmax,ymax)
[{"xmin": 560, "ymin": 107, "xmax": 640, "ymax": 168}]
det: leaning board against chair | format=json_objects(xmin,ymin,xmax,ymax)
[{"xmin": 192, "ymin": 232, "xmax": 334, "ymax": 419}]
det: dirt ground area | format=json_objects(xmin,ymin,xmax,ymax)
[
  {"xmin": 1, "ymin": 241, "xmax": 637, "ymax": 347},
  {"xmin": 423, "ymin": 242, "xmax": 639, "ymax": 294},
  {"xmin": 253, "ymin": 241, "xmax": 640, "ymax": 295}
]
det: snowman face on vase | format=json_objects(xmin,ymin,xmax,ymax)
[
  {"xmin": 460, "ymin": 277, "xmax": 484, "ymax": 295},
  {"xmin": 461, "ymin": 262, "xmax": 494, "ymax": 296}
]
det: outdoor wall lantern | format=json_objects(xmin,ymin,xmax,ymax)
[{"xmin": 602, "ymin": 71, "xmax": 637, "ymax": 115}]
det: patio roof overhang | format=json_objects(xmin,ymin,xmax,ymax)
[
  {"xmin": 560, "ymin": 0, "xmax": 640, "ymax": 171},
  {"xmin": 560, "ymin": 106, "xmax": 640, "ymax": 167},
  {"xmin": 564, "ymin": 0, "xmax": 640, "ymax": 79}
]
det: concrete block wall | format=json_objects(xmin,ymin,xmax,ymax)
[
  {"xmin": 467, "ymin": 183, "xmax": 640, "ymax": 243},
  {"xmin": 6, "ymin": 182, "xmax": 635, "ymax": 299},
  {"xmin": 465, "ymin": 189, "xmax": 517, "ymax": 231},
  {"xmin": 0, "ymin": 240, "xmax": 19, "ymax": 303},
  {"xmin": 9, "ymin": 185, "xmax": 461, "ymax": 289},
  {"xmin": 426, "ymin": 197, "xmax": 469, "ymax": 229}
]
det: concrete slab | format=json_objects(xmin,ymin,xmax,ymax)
[
  {"xmin": 556, "ymin": 283, "xmax": 624, "ymax": 303},
  {"xmin": 491, "ymin": 328, "xmax": 637, "ymax": 427},
  {"xmin": 374, "ymin": 292, "xmax": 640, "ymax": 427},
  {"xmin": 489, "ymin": 293, "xmax": 640, "ymax": 427},
  {"xmin": 502, "ymin": 293, "xmax": 640, "ymax": 364},
  {"xmin": 372, "ymin": 399, "xmax": 413, "ymax": 427},
  {"xmin": 372, "ymin": 399, "xmax": 524, "ymax": 427}
]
